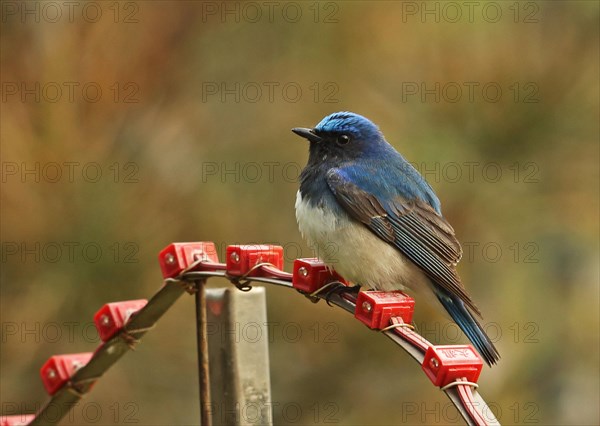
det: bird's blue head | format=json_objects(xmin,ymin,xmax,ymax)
[
  {"xmin": 292, "ymin": 112, "xmax": 389, "ymax": 166},
  {"xmin": 314, "ymin": 111, "xmax": 381, "ymax": 140}
]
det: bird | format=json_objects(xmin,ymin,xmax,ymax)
[{"xmin": 291, "ymin": 111, "xmax": 500, "ymax": 366}]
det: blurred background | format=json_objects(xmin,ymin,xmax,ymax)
[{"xmin": 1, "ymin": 1, "xmax": 598, "ymax": 425}]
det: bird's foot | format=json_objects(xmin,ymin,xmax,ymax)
[
  {"xmin": 324, "ymin": 283, "xmax": 362, "ymax": 306},
  {"xmin": 301, "ymin": 281, "xmax": 346, "ymax": 304},
  {"xmin": 301, "ymin": 282, "xmax": 361, "ymax": 304}
]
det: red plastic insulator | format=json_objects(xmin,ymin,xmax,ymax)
[
  {"xmin": 0, "ymin": 415, "xmax": 35, "ymax": 426},
  {"xmin": 292, "ymin": 258, "xmax": 347, "ymax": 293},
  {"xmin": 93, "ymin": 299, "xmax": 148, "ymax": 341},
  {"xmin": 158, "ymin": 242, "xmax": 219, "ymax": 278},
  {"xmin": 354, "ymin": 290, "xmax": 415, "ymax": 330},
  {"xmin": 40, "ymin": 353, "xmax": 94, "ymax": 395},
  {"xmin": 225, "ymin": 245, "xmax": 283, "ymax": 276},
  {"xmin": 422, "ymin": 345, "xmax": 483, "ymax": 387}
]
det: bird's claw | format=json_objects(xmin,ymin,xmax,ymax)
[
  {"xmin": 300, "ymin": 282, "xmax": 361, "ymax": 305},
  {"xmin": 324, "ymin": 283, "xmax": 362, "ymax": 306}
]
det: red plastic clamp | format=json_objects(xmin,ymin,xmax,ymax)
[
  {"xmin": 158, "ymin": 242, "xmax": 219, "ymax": 278},
  {"xmin": 93, "ymin": 299, "xmax": 148, "ymax": 341},
  {"xmin": 354, "ymin": 291, "xmax": 415, "ymax": 329},
  {"xmin": 292, "ymin": 258, "xmax": 347, "ymax": 293},
  {"xmin": 422, "ymin": 345, "xmax": 483, "ymax": 387},
  {"xmin": 226, "ymin": 245, "xmax": 283, "ymax": 276},
  {"xmin": 40, "ymin": 353, "xmax": 94, "ymax": 395},
  {"xmin": 0, "ymin": 415, "xmax": 35, "ymax": 426}
]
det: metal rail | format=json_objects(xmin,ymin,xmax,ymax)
[{"xmin": 13, "ymin": 254, "xmax": 499, "ymax": 426}]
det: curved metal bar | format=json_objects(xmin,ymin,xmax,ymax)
[{"xmin": 28, "ymin": 268, "xmax": 499, "ymax": 426}]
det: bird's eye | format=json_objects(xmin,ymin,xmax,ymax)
[{"xmin": 336, "ymin": 134, "xmax": 350, "ymax": 145}]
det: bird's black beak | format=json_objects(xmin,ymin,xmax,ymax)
[{"xmin": 292, "ymin": 127, "xmax": 322, "ymax": 143}]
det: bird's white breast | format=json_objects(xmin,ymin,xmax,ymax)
[{"xmin": 295, "ymin": 191, "xmax": 430, "ymax": 292}]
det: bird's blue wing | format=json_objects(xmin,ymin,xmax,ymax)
[{"xmin": 326, "ymin": 167, "xmax": 481, "ymax": 316}]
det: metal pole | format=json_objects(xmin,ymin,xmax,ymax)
[
  {"xmin": 195, "ymin": 279, "xmax": 212, "ymax": 426},
  {"xmin": 205, "ymin": 287, "xmax": 273, "ymax": 426}
]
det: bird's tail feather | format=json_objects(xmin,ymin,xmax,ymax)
[{"xmin": 435, "ymin": 290, "xmax": 500, "ymax": 366}]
